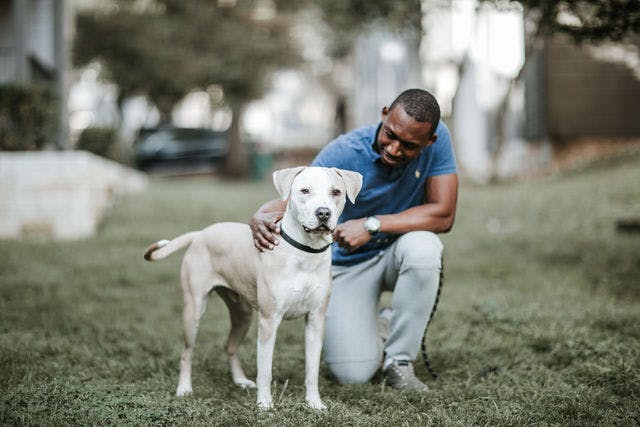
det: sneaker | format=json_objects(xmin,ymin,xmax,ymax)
[
  {"xmin": 383, "ymin": 360, "xmax": 429, "ymax": 391},
  {"xmin": 378, "ymin": 307, "xmax": 393, "ymax": 343}
]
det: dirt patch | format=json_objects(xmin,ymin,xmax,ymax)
[{"xmin": 551, "ymin": 137, "xmax": 640, "ymax": 172}]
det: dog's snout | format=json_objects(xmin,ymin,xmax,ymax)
[{"xmin": 315, "ymin": 207, "xmax": 331, "ymax": 223}]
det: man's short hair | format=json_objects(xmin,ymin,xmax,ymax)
[{"xmin": 389, "ymin": 89, "xmax": 441, "ymax": 132}]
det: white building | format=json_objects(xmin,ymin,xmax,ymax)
[{"xmin": 0, "ymin": 0, "xmax": 72, "ymax": 149}]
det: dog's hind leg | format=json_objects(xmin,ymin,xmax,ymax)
[{"xmin": 215, "ymin": 287, "xmax": 256, "ymax": 389}]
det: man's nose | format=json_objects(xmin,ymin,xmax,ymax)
[
  {"xmin": 315, "ymin": 207, "xmax": 331, "ymax": 223},
  {"xmin": 386, "ymin": 140, "xmax": 402, "ymax": 156}
]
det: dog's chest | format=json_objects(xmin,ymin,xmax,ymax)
[
  {"xmin": 271, "ymin": 259, "xmax": 329, "ymax": 319},
  {"xmin": 258, "ymin": 244, "xmax": 331, "ymax": 319},
  {"xmin": 278, "ymin": 273, "xmax": 329, "ymax": 319}
]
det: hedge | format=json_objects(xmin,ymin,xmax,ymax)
[
  {"xmin": 0, "ymin": 83, "xmax": 56, "ymax": 151},
  {"xmin": 76, "ymin": 127, "xmax": 118, "ymax": 159}
]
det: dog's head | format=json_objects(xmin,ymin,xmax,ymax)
[{"xmin": 273, "ymin": 166, "xmax": 362, "ymax": 235}]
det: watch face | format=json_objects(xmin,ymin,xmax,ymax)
[{"xmin": 365, "ymin": 216, "xmax": 380, "ymax": 234}]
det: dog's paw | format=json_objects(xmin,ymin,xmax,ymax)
[
  {"xmin": 257, "ymin": 397, "xmax": 273, "ymax": 411},
  {"xmin": 306, "ymin": 397, "xmax": 327, "ymax": 411},
  {"xmin": 176, "ymin": 384, "xmax": 192, "ymax": 397},
  {"xmin": 235, "ymin": 378, "xmax": 257, "ymax": 389}
]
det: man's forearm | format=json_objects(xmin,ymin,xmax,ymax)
[
  {"xmin": 376, "ymin": 173, "xmax": 458, "ymax": 234},
  {"xmin": 377, "ymin": 203, "xmax": 455, "ymax": 235},
  {"xmin": 333, "ymin": 202, "xmax": 455, "ymax": 252},
  {"xmin": 250, "ymin": 198, "xmax": 288, "ymax": 251},
  {"xmin": 256, "ymin": 199, "xmax": 287, "ymax": 217}
]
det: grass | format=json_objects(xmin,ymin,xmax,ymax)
[{"xmin": 2, "ymin": 159, "xmax": 639, "ymax": 425}]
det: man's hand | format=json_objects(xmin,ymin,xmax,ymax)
[
  {"xmin": 250, "ymin": 209, "xmax": 283, "ymax": 252},
  {"xmin": 333, "ymin": 218, "xmax": 372, "ymax": 252}
]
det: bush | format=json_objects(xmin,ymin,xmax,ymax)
[
  {"xmin": 76, "ymin": 127, "xmax": 118, "ymax": 159},
  {"xmin": 0, "ymin": 83, "xmax": 56, "ymax": 151}
]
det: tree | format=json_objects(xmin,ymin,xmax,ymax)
[
  {"xmin": 313, "ymin": 0, "xmax": 422, "ymax": 59},
  {"xmin": 73, "ymin": 0, "xmax": 302, "ymax": 176},
  {"xmin": 480, "ymin": 0, "xmax": 640, "ymax": 181},
  {"xmin": 310, "ymin": 0, "xmax": 422, "ymax": 135},
  {"xmin": 506, "ymin": 0, "xmax": 640, "ymax": 42}
]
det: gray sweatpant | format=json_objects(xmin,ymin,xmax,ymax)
[{"xmin": 323, "ymin": 231, "xmax": 443, "ymax": 384}]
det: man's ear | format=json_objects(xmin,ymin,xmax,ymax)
[
  {"xmin": 381, "ymin": 106, "xmax": 389, "ymax": 121},
  {"xmin": 332, "ymin": 168, "xmax": 363, "ymax": 204},
  {"xmin": 425, "ymin": 133, "xmax": 438, "ymax": 148},
  {"xmin": 272, "ymin": 166, "xmax": 306, "ymax": 201}
]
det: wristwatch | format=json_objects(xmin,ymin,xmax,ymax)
[{"xmin": 364, "ymin": 216, "xmax": 381, "ymax": 235}]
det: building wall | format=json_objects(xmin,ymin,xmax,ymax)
[
  {"xmin": 523, "ymin": 47, "xmax": 547, "ymax": 140},
  {"xmin": 0, "ymin": 1, "xmax": 17, "ymax": 82},
  {"xmin": 29, "ymin": 0, "xmax": 57, "ymax": 71},
  {"xmin": 545, "ymin": 35, "xmax": 640, "ymax": 139},
  {"xmin": 0, "ymin": 0, "xmax": 60, "ymax": 82},
  {"xmin": 0, "ymin": 0, "xmax": 70, "ymax": 148}
]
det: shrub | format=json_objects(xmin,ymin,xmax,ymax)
[
  {"xmin": 76, "ymin": 127, "xmax": 118, "ymax": 159},
  {"xmin": 0, "ymin": 83, "xmax": 56, "ymax": 151}
]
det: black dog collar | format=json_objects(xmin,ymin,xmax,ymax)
[{"xmin": 280, "ymin": 228, "xmax": 331, "ymax": 254}]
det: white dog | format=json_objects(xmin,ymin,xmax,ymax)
[{"xmin": 144, "ymin": 166, "xmax": 362, "ymax": 410}]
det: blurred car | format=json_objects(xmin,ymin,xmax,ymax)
[{"xmin": 133, "ymin": 127, "xmax": 229, "ymax": 171}]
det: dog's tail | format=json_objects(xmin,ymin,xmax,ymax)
[{"xmin": 144, "ymin": 232, "xmax": 198, "ymax": 261}]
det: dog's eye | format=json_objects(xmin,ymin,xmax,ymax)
[
  {"xmin": 300, "ymin": 188, "xmax": 310, "ymax": 195},
  {"xmin": 331, "ymin": 189, "xmax": 342, "ymax": 197}
]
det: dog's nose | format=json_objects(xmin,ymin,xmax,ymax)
[{"xmin": 315, "ymin": 207, "xmax": 331, "ymax": 223}]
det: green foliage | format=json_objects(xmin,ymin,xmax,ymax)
[
  {"xmin": 0, "ymin": 83, "xmax": 56, "ymax": 151},
  {"xmin": 314, "ymin": 0, "xmax": 422, "ymax": 58},
  {"xmin": 2, "ymin": 158, "xmax": 640, "ymax": 424},
  {"xmin": 73, "ymin": 0, "xmax": 303, "ymax": 117},
  {"xmin": 73, "ymin": 0, "xmax": 305, "ymax": 176},
  {"xmin": 72, "ymin": 1, "xmax": 425, "ymax": 176},
  {"xmin": 76, "ymin": 127, "xmax": 118, "ymax": 159},
  {"xmin": 73, "ymin": 0, "xmax": 425, "ymax": 108},
  {"xmin": 485, "ymin": 0, "xmax": 640, "ymax": 42}
]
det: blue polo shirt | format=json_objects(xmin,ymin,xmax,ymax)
[{"xmin": 311, "ymin": 120, "xmax": 457, "ymax": 266}]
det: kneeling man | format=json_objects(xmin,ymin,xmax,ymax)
[{"xmin": 251, "ymin": 89, "xmax": 458, "ymax": 390}]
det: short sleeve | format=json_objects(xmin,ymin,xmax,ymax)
[
  {"xmin": 311, "ymin": 138, "xmax": 351, "ymax": 170},
  {"xmin": 427, "ymin": 121, "xmax": 457, "ymax": 177}
]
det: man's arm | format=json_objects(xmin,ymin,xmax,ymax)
[
  {"xmin": 250, "ymin": 198, "xmax": 287, "ymax": 251},
  {"xmin": 333, "ymin": 173, "xmax": 458, "ymax": 251},
  {"xmin": 379, "ymin": 173, "xmax": 458, "ymax": 233}
]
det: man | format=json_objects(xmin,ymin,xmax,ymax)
[{"xmin": 251, "ymin": 89, "xmax": 458, "ymax": 390}]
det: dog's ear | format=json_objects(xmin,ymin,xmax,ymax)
[
  {"xmin": 332, "ymin": 168, "xmax": 363, "ymax": 204},
  {"xmin": 273, "ymin": 166, "xmax": 306, "ymax": 201}
]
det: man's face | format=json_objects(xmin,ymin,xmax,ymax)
[{"xmin": 376, "ymin": 106, "xmax": 437, "ymax": 168}]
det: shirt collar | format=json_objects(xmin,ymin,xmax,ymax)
[{"xmin": 369, "ymin": 122, "xmax": 383, "ymax": 162}]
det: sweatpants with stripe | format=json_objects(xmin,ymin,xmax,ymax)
[{"xmin": 322, "ymin": 231, "xmax": 443, "ymax": 383}]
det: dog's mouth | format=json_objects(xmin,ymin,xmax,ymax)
[{"xmin": 303, "ymin": 224, "xmax": 333, "ymax": 234}]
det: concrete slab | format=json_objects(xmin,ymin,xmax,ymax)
[{"xmin": 0, "ymin": 151, "xmax": 147, "ymax": 239}]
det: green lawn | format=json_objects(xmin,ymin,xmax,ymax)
[{"xmin": 2, "ymin": 159, "xmax": 639, "ymax": 425}]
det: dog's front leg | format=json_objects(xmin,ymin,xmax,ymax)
[
  {"xmin": 256, "ymin": 311, "xmax": 281, "ymax": 410},
  {"xmin": 304, "ymin": 308, "xmax": 327, "ymax": 410}
]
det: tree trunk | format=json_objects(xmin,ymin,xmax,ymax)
[
  {"xmin": 223, "ymin": 104, "xmax": 250, "ymax": 178},
  {"xmin": 488, "ymin": 22, "xmax": 544, "ymax": 182},
  {"xmin": 158, "ymin": 110, "xmax": 172, "ymax": 127},
  {"xmin": 334, "ymin": 94, "xmax": 348, "ymax": 137},
  {"xmin": 488, "ymin": 78, "xmax": 515, "ymax": 183}
]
